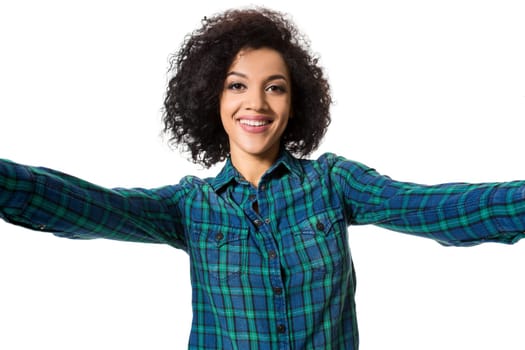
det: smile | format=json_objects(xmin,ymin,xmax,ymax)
[{"xmin": 239, "ymin": 119, "xmax": 272, "ymax": 127}]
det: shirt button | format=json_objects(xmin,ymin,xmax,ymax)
[
  {"xmin": 268, "ymin": 250, "xmax": 277, "ymax": 259},
  {"xmin": 273, "ymin": 287, "xmax": 283, "ymax": 295},
  {"xmin": 316, "ymin": 221, "xmax": 325, "ymax": 231},
  {"xmin": 264, "ymin": 218, "xmax": 271, "ymax": 224},
  {"xmin": 254, "ymin": 219, "xmax": 263, "ymax": 227},
  {"xmin": 215, "ymin": 233, "xmax": 224, "ymax": 241},
  {"xmin": 260, "ymin": 184, "xmax": 266, "ymax": 191},
  {"xmin": 248, "ymin": 194, "xmax": 256, "ymax": 201},
  {"xmin": 277, "ymin": 324, "xmax": 286, "ymax": 333}
]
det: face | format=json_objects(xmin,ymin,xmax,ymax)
[{"xmin": 220, "ymin": 47, "xmax": 292, "ymax": 163}]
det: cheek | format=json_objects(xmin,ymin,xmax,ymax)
[
  {"xmin": 219, "ymin": 93, "xmax": 239, "ymax": 115},
  {"xmin": 219, "ymin": 113, "xmax": 232, "ymax": 136},
  {"xmin": 219, "ymin": 102, "xmax": 236, "ymax": 135},
  {"xmin": 219, "ymin": 97, "xmax": 230, "ymax": 126},
  {"xmin": 278, "ymin": 95, "xmax": 292, "ymax": 117}
]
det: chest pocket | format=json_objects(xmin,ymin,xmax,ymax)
[
  {"xmin": 191, "ymin": 226, "xmax": 247, "ymax": 282},
  {"xmin": 293, "ymin": 209, "xmax": 348, "ymax": 276}
]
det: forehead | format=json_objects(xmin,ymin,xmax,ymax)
[{"xmin": 228, "ymin": 47, "xmax": 289, "ymax": 77}]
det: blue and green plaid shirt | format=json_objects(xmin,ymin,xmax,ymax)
[{"xmin": 1, "ymin": 151, "xmax": 525, "ymax": 349}]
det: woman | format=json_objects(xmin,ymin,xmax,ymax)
[{"xmin": 1, "ymin": 7, "xmax": 524, "ymax": 350}]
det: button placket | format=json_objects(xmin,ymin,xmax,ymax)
[{"xmin": 254, "ymin": 180, "xmax": 289, "ymax": 341}]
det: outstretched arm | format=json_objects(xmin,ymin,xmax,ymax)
[
  {"xmin": 0, "ymin": 159, "xmax": 188, "ymax": 249},
  {"xmin": 331, "ymin": 155, "xmax": 525, "ymax": 246}
]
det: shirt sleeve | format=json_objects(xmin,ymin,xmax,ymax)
[
  {"xmin": 0, "ymin": 159, "xmax": 188, "ymax": 250},
  {"xmin": 330, "ymin": 154, "xmax": 525, "ymax": 246}
]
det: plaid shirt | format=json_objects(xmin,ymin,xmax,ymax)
[{"xmin": 1, "ymin": 151, "xmax": 524, "ymax": 349}]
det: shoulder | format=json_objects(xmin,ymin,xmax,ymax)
[
  {"xmin": 300, "ymin": 152, "xmax": 371, "ymax": 175},
  {"xmin": 172, "ymin": 175, "xmax": 212, "ymax": 193}
]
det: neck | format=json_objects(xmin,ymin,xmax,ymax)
[{"xmin": 230, "ymin": 148, "xmax": 280, "ymax": 187}]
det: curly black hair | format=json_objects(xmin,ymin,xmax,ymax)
[{"xmin": 163, "ymin": 7, "xmax": 332, "ymax": 168}]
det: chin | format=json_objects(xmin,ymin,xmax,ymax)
[{"xmin": 241, "ymin": 144, "xmax": 276, "ymax": 157}]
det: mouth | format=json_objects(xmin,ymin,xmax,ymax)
[
  {"xmin": 238, "ymin": 119, "xmax": 272, "ymax": 127},
  {"xmin": 236, "ymin": 116, "xmax": 274, "ymax": 133}
]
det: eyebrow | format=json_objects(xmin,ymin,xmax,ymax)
[{"xmin": 226, "ymin": 71, "xmax": 289, "ymax": 82}]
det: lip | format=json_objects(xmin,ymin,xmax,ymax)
[
  {"xmin": 236, "ymin": 115, "xmax": 274, "ymax": 133},
  {"xmin": 236, "ymin": 115, "xmax": 273, "ymax": 121}
]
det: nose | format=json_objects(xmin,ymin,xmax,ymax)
[{"xmin": 245, "ymin": 88, "xmax": 267, "ymax": 111}]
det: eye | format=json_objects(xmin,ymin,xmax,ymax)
[
  {"xmin": 265, "ymin": 84, "xmax": 287, "ymax": 93},
  {"xmin": 226, "ymin": 82, "xmax": 246, "ymax": 91}
]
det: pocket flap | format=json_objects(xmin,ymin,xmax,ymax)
[
  {"xmin": 206, "ymin": 227, "xmax": 245, "ymax": 248},
  {"xmin": 298, "ymin": 209, "xmax": 343, "ymax": 235}
]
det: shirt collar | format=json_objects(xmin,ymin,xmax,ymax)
[{"xmin": 210, "ymin": 150, "xmax": 303, "ymax": 192}]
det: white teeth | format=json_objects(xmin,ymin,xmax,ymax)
[{"xmin": 239, "ymin": 119, "xmax": 270, "ymax": 127}]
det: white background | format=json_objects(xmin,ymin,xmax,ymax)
[{"xmin": 1, "ymin": 0, "xmax": 525, "ymax": 349}]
